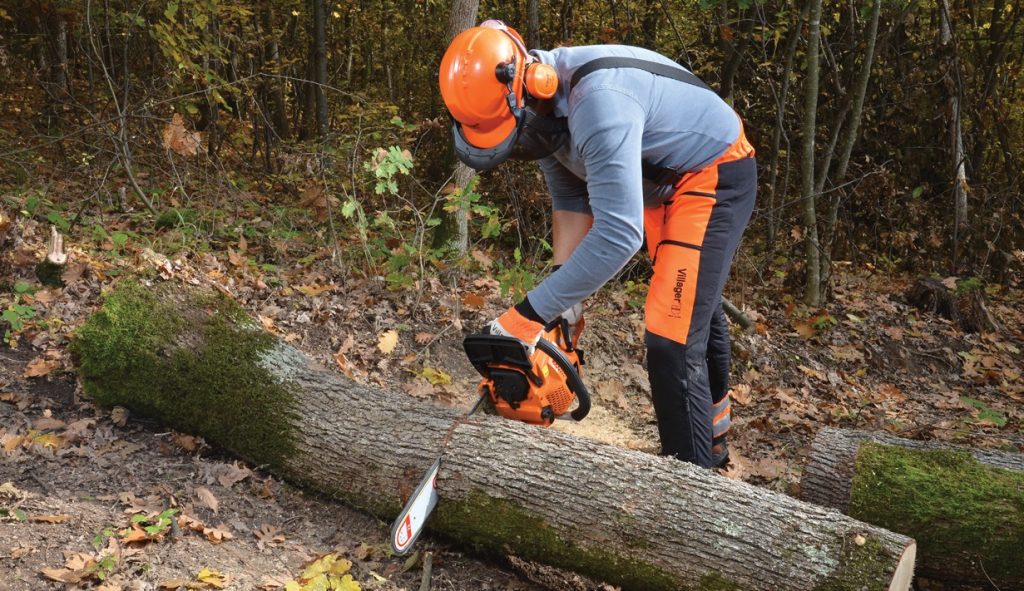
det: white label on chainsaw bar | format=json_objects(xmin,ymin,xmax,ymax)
[{"xmin": 390, "ymin": 457, "xmax": 441, "ymax": 555}]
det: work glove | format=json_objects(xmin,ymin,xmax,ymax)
[
  {"xmin": 489, "ymin": 306, "xmax": 544, "ymax": 356},
  {"xmin": 560, "ymin": 302, "xmax": 584, "ymax": 343}
]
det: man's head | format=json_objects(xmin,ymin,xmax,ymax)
[{"xmin": 439, "ymin": 20, "xmax": 563, "ymax": 171}]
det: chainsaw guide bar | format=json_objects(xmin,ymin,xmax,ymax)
[{"xmin": 389, "ymin": 330, "xmax": 590, "ymax": 556}]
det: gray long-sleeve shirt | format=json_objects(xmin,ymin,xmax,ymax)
[{"xmin": 524, "ymin": 45, "xmax": 741, "ymax": 322}]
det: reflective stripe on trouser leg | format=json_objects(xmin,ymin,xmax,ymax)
[
  {"xmin": 643, "ymin": 153, "xmax": 757, "ymax": 468},
  {"xmin": 708, "ymin": 302, "xmax": 732, "ymax": 445},
  {"xmin": 712, "ymin": 393, "xmax": 732, "ymax": 439}
]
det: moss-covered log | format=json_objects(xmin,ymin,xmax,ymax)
[
  {"xmin": 802, "ymin": 427, "xmax": 1024, "ymax": 589},
  {"xmin": 73, "ymin": 282, "xmax": 916, "ymax": 591}
]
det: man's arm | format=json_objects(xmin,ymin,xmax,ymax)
[{"xmin": 552, "ymin": 210, "xmax": 593, "ymax": 264}]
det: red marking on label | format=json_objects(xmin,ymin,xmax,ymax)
[{"xmin": 395, "ymin": 514, "xmax": 413, "ymax": 549}]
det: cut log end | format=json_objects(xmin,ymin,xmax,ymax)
[
  {"xmin": 803, "ymin": 428, "xmax": 1024, "ymax": 590},
  {"xmin": 888, "ymin": 543, "xmax": 916, "ymax": 591}
]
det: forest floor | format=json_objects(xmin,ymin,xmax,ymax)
[{"xmin": 1, "ymin": 210, "xmax": 1023, "ymax": 591}]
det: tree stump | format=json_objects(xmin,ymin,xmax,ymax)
[
  {"xmin": 802, "ymin": 427, "xmax": 1024, "ymax": 589},
  {"xmin": 905, "ymin": 277, "xmax": 998, "ymax": 333},
  {"xmin": 72, "ymin": 282, "xmax": 917, "ymax": 591}
]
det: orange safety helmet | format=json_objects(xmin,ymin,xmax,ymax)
[{"xmin": 439, "ymin": 20, "xmax": 564, "ymax": 171}]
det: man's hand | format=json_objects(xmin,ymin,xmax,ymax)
[
  {"xmin": 558, "ymin": 302, "xmax": 585, "ymax": 346},
  {"xmin": 489, "ymin": 306, "xmax": 544, "ymax": 355}
]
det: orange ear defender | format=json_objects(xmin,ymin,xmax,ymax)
[{"xmin": 524, "ymin": 62, "xmax": 558, "ymax": 99}]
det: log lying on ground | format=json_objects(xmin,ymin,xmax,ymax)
[
  {"xmin": 802, "ymin": 427, "xmax": 1024, "ymax": 589},
  {"xmin": 73, "ymin": 282, "xmax": 916, "ymax": 591}
]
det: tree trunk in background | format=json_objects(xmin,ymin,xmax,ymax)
[
  {"xmin": 526, "ymin": 0, "xmax": 540, "ymax": 49},
  {"xmin": 312, "ymin": 0, "xmax": 329, "ymax": 137},
  {"xmin": 72, "ymin": 283, "xmax": 917, "ymax": 591},
  {"xmin": 443, "ymin": 0, "xmax": 480, "ymax": 256},
  {"xmin": 802, "ymin": 427, "xmax": 1024, "ymax": 590},
  {"xmin": 801, "ymin": 0, "xmax": 823, "ymax": 306},
  {"xmin": 718, "ymin": 8, "xmax": 752, "ymax": 104},
  {"xmin": 937, "ymin": 0, "xmax": 967, "ymax": 273},
  {"xmin": 765, "ymin": 2, "xmax": 809, "ymax": 249},
  {"xmin": 640, "ymin": 2, "xmax": 661, "ymax": 48},
  {"xmin": 262, "ymin": 5, "xmax": 290, "ymax": 141},
  {"xmin": 818, "ymin": 0, "xmax": 882, "ymax": 297}
]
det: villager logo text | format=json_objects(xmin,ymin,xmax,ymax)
[{"xmin": 669, "ymin": 268, "xmax": 687, "ymax": 318}]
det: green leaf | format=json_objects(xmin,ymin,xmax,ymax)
[
  {"xmin": 47, "ymin": 211, "xmax": 70, "ymax": 231},
  {"xmin": 977, "ymin": 409, "xmax": 1008, "ymax": 427}
]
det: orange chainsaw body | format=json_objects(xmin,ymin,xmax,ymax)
[{"xmin": 463, "ymin": 321, "xmax": 590, "ymax": 426}]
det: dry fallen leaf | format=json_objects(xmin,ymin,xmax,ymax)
[
  {"xmin": 462, "ymin": 292, "xmax": 486, "ymax": 309},
  {"xmin": 195, "ymin": 486, "xmax": 219, "ymax": 514},
  {"xmin": 333, "ymin": 350, "xmax": 355, "ymax": 379},
  {"xmin": 162, "ymin": 113, "xmax": 204, "ymax": 157},
  {"xmin": 28, "ymin": 514, "xmax": 70, "ymax": 524},
  {"xmin": 295, "ymin": 283, "xmax": 335, "ymax": 297},
  {"xmin": 216, "ymin": 462, "xmax": 252, "ymax": 489},
  {"xmin": 792, "ymin": 320, "xmax": 816, "ymax": 339},
  {"xmin": 414, "ymin": 332, "xmax": 434, "ymax": 345},
  {"xmin": 378, "ymin": 330, "xmax": 399, "ymax": 354},
  {"xmin": 24, "ymin": 357, "xmax": 60, "ymax": 378},
  {"xmin": 731, "ymin": 384, "xmax": 752, "ymax": 405},
  {"xmin": 172, "ymin": 432, "xmax": 202, "ymax": 452},
  {"xmin": 110, "ymin": 406, "xmax": 129, "ymax": 427},
  {"xmin": 195, "ymin": 567, "xmax": 230, "ymax": 589}
]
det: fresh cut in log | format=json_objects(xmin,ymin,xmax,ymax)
[
  {"xmin": 73, "ymin": 282, "xmax": 916, "ymax": 591},
  {"xmin": 802, "ymin": 427, "xmax": 1024, "ymax": 589}
]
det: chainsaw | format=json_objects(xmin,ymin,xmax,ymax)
[
  {"xmin": 390, "ymin": 318, "xmax": 591, "ymax": 555},
  {"xmin": 463, "ymin": 317, "xmax": 591, "ymax": 425}
]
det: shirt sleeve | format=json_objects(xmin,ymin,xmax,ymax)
[
  {"xmin": 539, "ymin": 157, "xmax": 591, "ymax": 215},
  {"xmin": 527, "ymin": 88, "xmax": 647, "ymax": 322}
]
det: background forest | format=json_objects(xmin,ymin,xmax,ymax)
[
  {"xmin": 1, "ymin": 1, "xmax": 1024, "ymax": 590},
  {"xmin": 1, "ymin": 0, "xmax": 1022, "ymax": 296}
]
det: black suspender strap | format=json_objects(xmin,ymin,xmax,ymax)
[
  {"xmin": 566, "ymin": 57, "xmax": 717, "ymax": 187},
  {"xmin": 569, "ymin": 56, "xmax": 713, "ymax": 93}
]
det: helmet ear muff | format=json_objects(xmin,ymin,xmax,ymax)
[{"xmin": 524, "ymin": 62, "xmax": 558, "ymax": 100}]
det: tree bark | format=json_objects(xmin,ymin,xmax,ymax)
[
  {"xmin": 765, "ymin": 2, "xmax": 809, "ymax": 248},
  {"xmin": 72, "ymin": 282, "xmax": 916, "ymax": 591},
  {"xmin": 802, "ymin": 427, "xmax": 1024, "ymax": 589},
  {"xmin": 526, "ymin": 0, "xmax": 540, "ymax": 49},
  {"xmin": 311, "ymin": 0, "xmax": 329, "ymax": 137},
  {"xmin": 937, "ymin": 0, "xmax": 968, "ymax": 272},
  {"xmin": 801, "ymin": 0, "xmax": 824, "ymax": 305},
  {"xmin": 443, "ymin": 0, "xmax": 480, "ymax": 256},
  {"xmin": 818, "ymin": 0, "xmax": 883, "ymax": 297}
]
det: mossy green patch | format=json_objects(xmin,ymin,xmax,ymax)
[
  {"xmin": 72, "ymin": 281, "xmax": 297, "ymax": 468},
  {"xmin": 848, "ymin": 442, "xmax": 1024, "ymax": 584},
  {"xmin": 812, "ymin": 535, "xmax": 891, "ymax": 591},
  {"xmin": 155, "ymin": 207, "xmax": 198, "ymax": 230},
  {"xmin": 432, "ymin": 489, "xmax": 745, "ymax": 591}
]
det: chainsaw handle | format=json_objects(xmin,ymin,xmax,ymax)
[{"xmin": 536, "ymin": 338, "xmax": 591, "ymax": 421}]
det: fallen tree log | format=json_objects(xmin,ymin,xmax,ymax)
[
  {"xmin": 802, "ymin": 427, "xmax": 1024, "ymax": 589},
  {"xmin": 73, "ymin": 282, "xmax": 916, "ymax": 591}
]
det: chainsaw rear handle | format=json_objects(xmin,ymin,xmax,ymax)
[{"xmin": 535, "ymin": 338, "xmax": 591, "ymax": 421}]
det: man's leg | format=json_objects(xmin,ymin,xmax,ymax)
[
  {"xmin": 644, "ymin": 156, "xmax": 756, "ymax": 468},
  {"xmin": 707, "ymin": 302, "xmax": 732, "ymax": 466}
]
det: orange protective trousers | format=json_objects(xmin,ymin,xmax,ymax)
[{"xmin": 642, "ymin": 126, "xmax": 756, "ymax": 467}]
